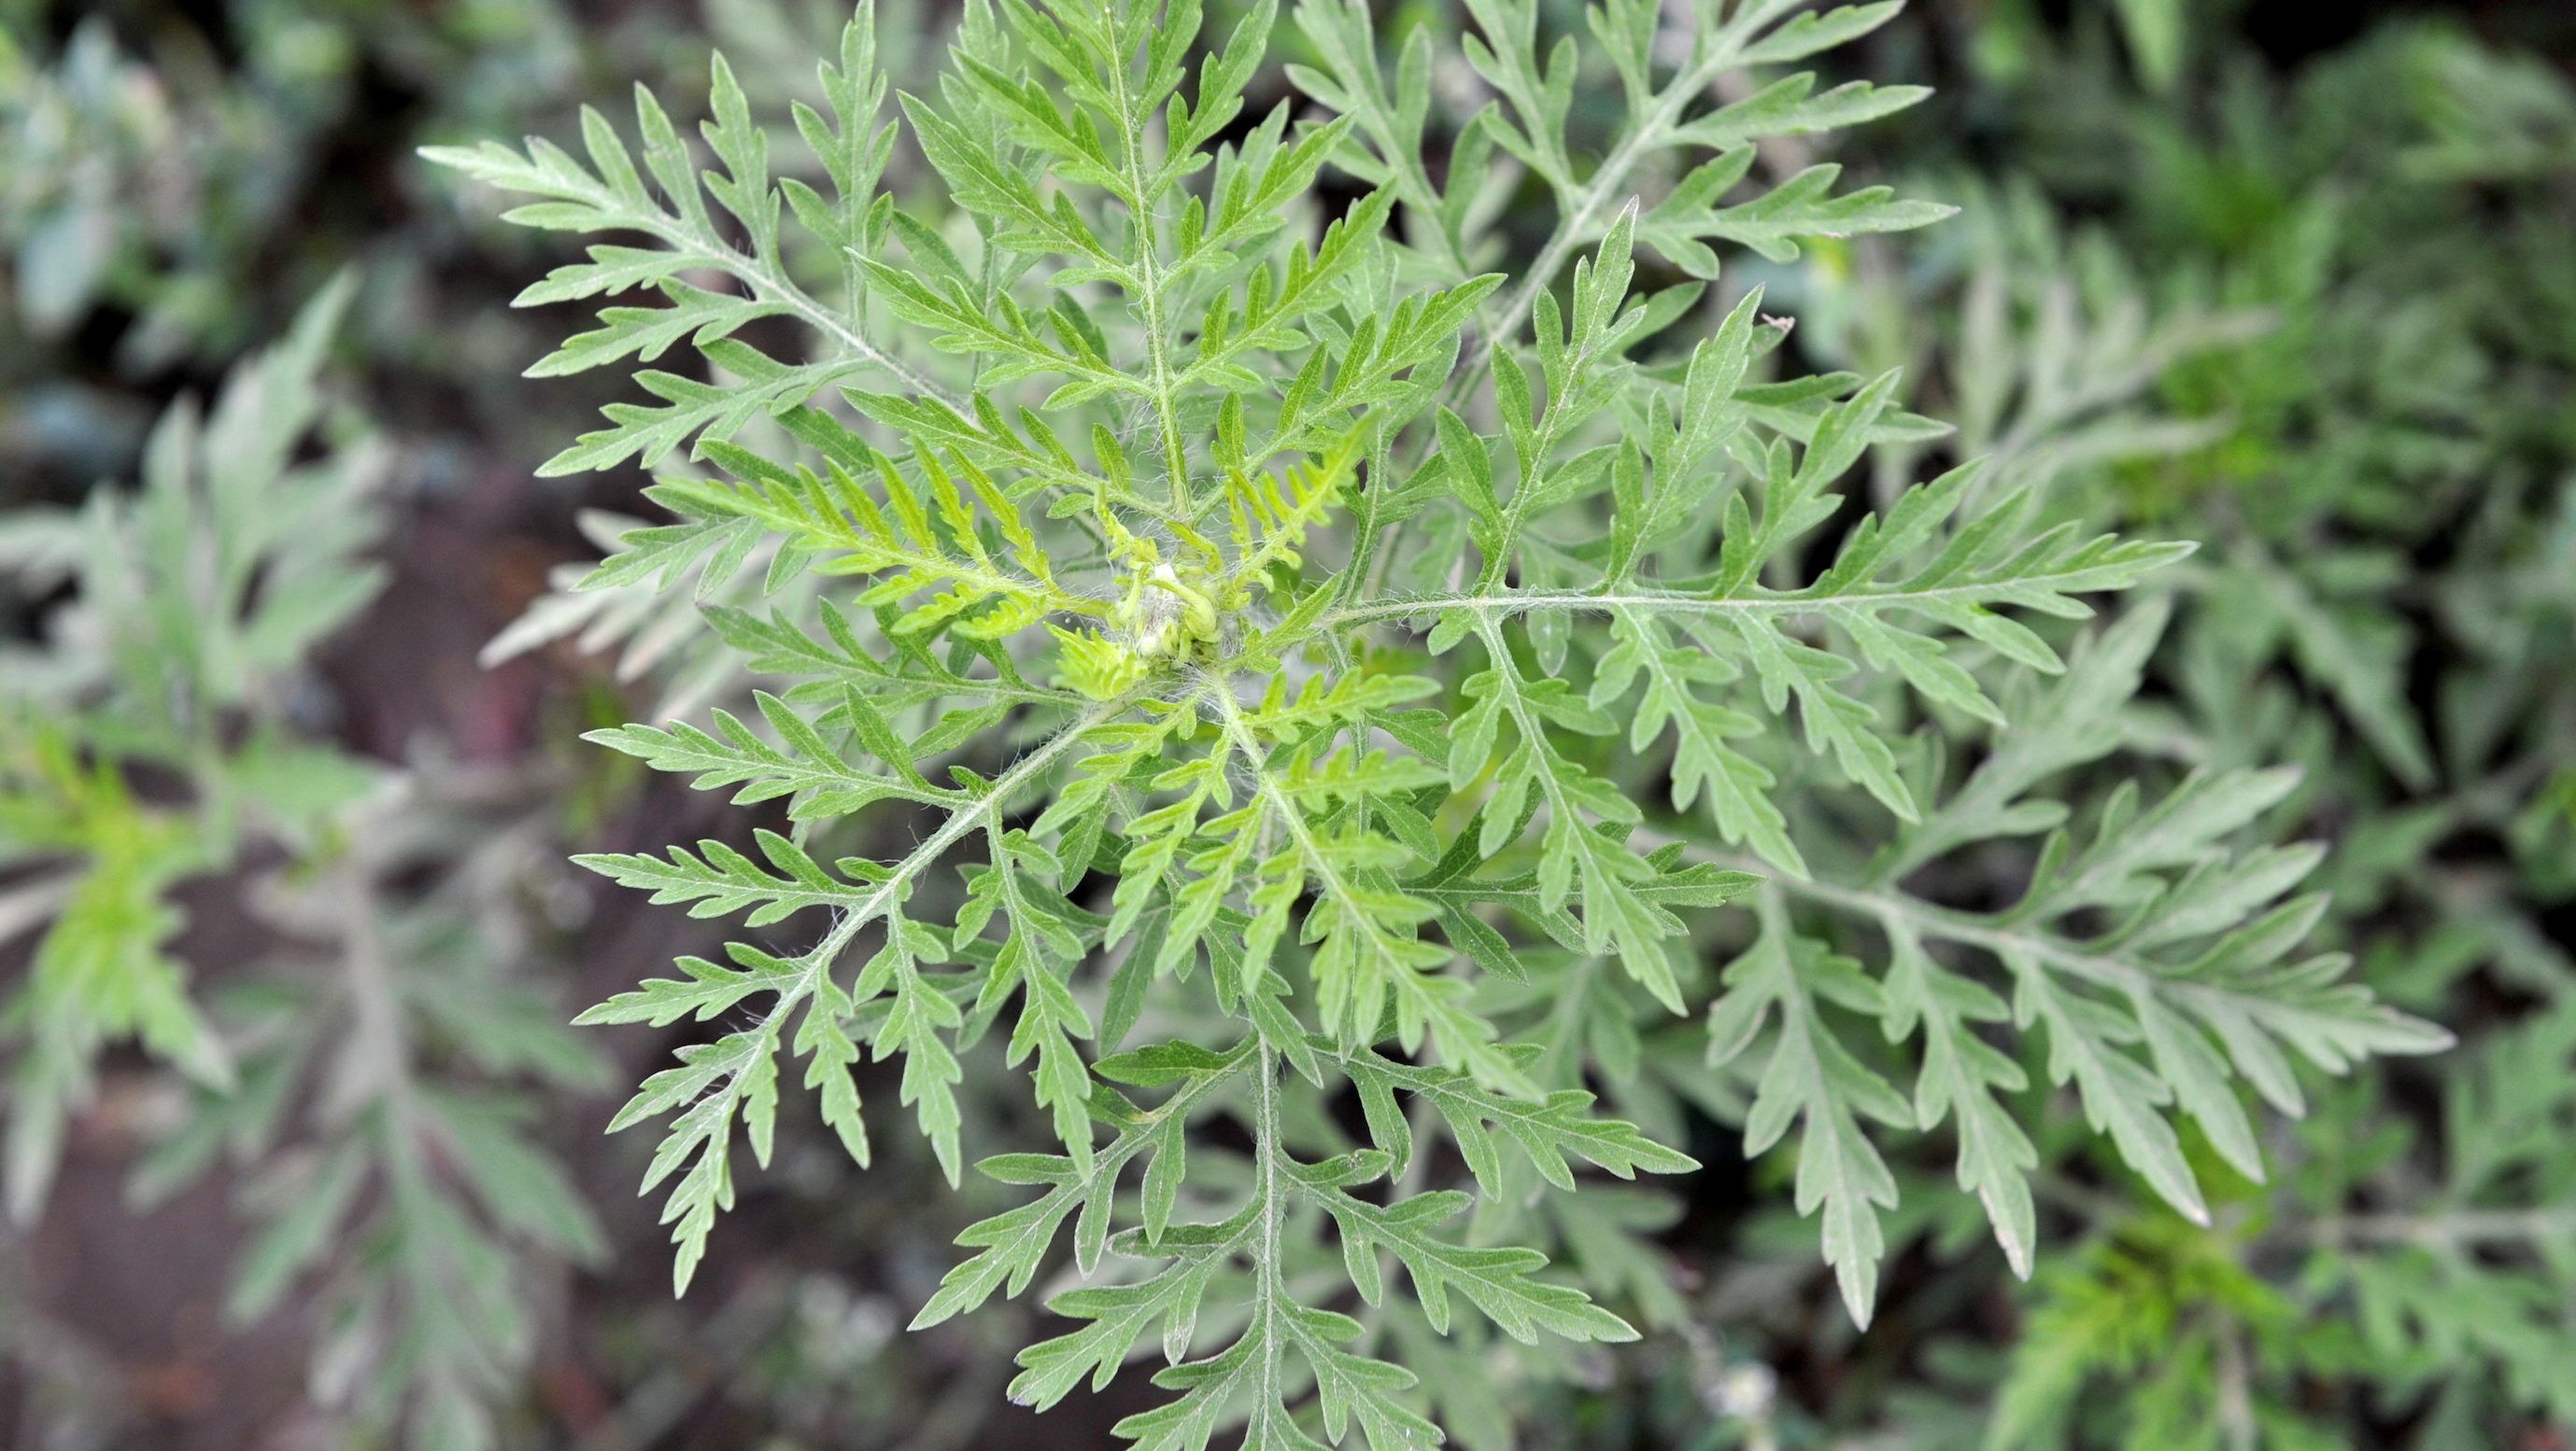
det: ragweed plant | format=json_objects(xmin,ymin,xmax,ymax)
[
  {"xmin": 0, "ymin": 284, "xmax": 604, "ymax": 1450},
  {"xmin": 2, "ymin": 280, "xmax": 384, "ymax": 1219},
  {"xmin": 432, "ymin": 0, "xmax": 2445, "ymax": 1441},
  {"xmin": 1818, "ymin": 24, "xmax": 2576, "ymax": 1449}
]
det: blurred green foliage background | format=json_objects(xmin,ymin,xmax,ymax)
[{"xmin": 3, "ymin": 0, "xmax": 2573, "ymax": 1447}]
